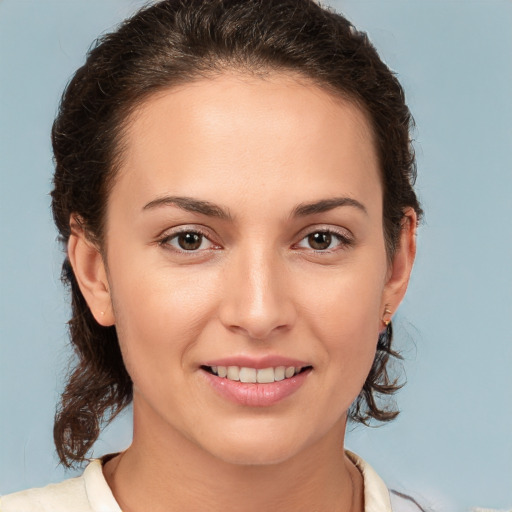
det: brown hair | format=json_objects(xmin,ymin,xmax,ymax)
[{"xmin": 51, "ymin": 0, "xmax": 422, "ymax": 467}]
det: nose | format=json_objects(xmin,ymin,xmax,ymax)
[{"xmin": 218, "ymin": 246, "xmax": 296, "ymax": 341}]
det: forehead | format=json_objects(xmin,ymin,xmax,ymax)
[{"xmin": 112, "ymin": 72, "xmax": 381, "ymax": 218}]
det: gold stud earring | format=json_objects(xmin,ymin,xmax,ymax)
[{"xmin": 383, "ymin": 304, "xmax": 392, "ymax": 326}]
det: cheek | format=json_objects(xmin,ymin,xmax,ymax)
[
  {"xmin": 108, "ymin": 256, "xmax": 221, "ymax": 380},
  {"xmin": 296, "ymin": 256, "xmax": 387, "ymax": 380},
  {"xmin": 300, "ymin": 259, "xmax": 385, "ymax": 332}
]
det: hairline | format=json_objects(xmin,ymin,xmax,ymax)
[{"xmin": 96, "ymin": 65, "xmax": 387, "ymax": 255}]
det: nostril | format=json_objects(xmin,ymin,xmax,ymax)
[{"xmin": 222, "ymin": 318, "xmax": 292, "ymax": 342}]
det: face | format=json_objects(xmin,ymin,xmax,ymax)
[{"xmin": 74, "ymin": 73, "xmax": 414, "ymax": 466}]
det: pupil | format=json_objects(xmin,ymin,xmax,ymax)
[
  {"xmin": 309, "ymin": 232, "xmax": 331, "ymax": 250},
  {"xmin": 178, "ymin": 232, "xmax": 202, "ymax": 250}
]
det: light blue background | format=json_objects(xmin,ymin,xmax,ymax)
[{"xmin": 1, "ymin": 1, "xmax": 511, "ymax": 510}]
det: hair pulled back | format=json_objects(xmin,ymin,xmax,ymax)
[{"xmin": 51, "ymin": 0, "xmax": 422, "ymax": 467}]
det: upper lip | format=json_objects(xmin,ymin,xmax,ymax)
[{"xmin": 201, "ymin": 356, "xmax": 311, "ymax": 369}]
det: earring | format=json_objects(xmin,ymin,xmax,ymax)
[{"xmin": 382, "ymin": 304, "xmax": 392, "ymax": 326}]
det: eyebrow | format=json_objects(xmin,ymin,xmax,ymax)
[
  {"xmin": 143, "ymin": 196, "xmax": 232, "ymax": 220},
  {"xmin": 292, "ymin": 197, "xmax": 367, "ymax": 217},
  {"xmin": 142, "ymin": 195, "xmax": 366, "ymax": 220}
]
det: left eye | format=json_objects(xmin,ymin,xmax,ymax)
[
  {"xmin": 297, "ymin": 231, "xmax": 347, "ymax": 251},
  {"xmin": 163, "ymin": 231, "xmax": 214, "ymax": 251}
]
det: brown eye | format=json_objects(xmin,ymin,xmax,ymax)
[
  {"xmin": 307, "ymin": 232, "xmax": 332, "ymax": 250},
  {"xmin": 160, "ymin": 229, "xmax": 217, "ymax": 254},
  {"xmin": 177, "ymin": 232, "xmax": 203, "ymax": 250},
  {"xmin": 296, "ymin": 229, "xmax": 352, "ymax": 253}
]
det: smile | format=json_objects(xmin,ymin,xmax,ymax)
[
  {"xmin": 201, "ymin": 362, "xmax": 313, "ymax": 406},
  {"xmin": 203, "ymin": 365, "xmax": 310, "ymax": 383}
]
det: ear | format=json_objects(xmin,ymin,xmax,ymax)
[
  {"xmin": 67, "ymin": 217, "xmax": 115, "ymax": 326},
  {"xmin": 381, "ymin": 208, "xmax": 417, "ymax": 321}
]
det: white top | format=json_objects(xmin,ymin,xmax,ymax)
[{"xmin": 0, "ymin": 451, "xmax": 423, "ymax": 512}]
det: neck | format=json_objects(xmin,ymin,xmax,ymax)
[{"xmin": 104, "ymin": 399, "xmax": 363, "ymax": 512}]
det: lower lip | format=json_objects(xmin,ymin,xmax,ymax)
[{"xmin": 202, "ymin": 369, "xmax": 311, "ymax": 407}]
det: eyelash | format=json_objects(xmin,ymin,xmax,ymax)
[
  {"xmin": 157, "ymin": 227, "xmax": 219, "ymax": 253},
  {"xmin": 157, "ymin": 227, "xmax": 353, "ymax": 254},
  {"xmin": 294, "ymin": 228, "xmax": 354, "ymax": 253}
]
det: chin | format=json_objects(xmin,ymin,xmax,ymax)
[{"xmin": 197, "ymin": 425, "xmax": 315, "ymax": 467}]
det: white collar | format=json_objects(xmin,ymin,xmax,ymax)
[
  {"xmin": 346, "ymin": 450, "xmax": 393, "ymax": 512},
  {"xmin": 83, "ymin": 459, "xmax": 121, "ymax": 512}
]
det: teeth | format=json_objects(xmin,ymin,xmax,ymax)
[
  {"xmin": 227, "ymin": 366, "xmax": 240, "ymax": 381},
  {"xmin": 256, "ymin": 367, "xmax": 274, "ymax": 383},
  {"xmin": 210, "ymin": 365, "xmax": 305, "ymax": 383},
  {"xmin": 239, "ymin": 367, "xmax": 257, "ymax": 383},
  {"xmin": 274, "ymin": 366, "xmax": 285, "ymax": 381}
]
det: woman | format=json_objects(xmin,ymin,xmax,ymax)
[{"xmin": 1, "ymin": 0, "xmax": 424, "ymax": 510}]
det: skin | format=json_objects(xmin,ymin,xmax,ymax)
[{"xmin": 68, "ymin": 73, "xmax": 416, "ymax": 512}]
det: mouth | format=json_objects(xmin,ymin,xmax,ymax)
[{"xmin": 200, "ymin": 365, "xmax": 313, "ymax": 383}]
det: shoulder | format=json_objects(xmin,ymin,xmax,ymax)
[
  {"xmin": 0, "ymin": 459, "xmax": 121, "ymax": 512},
  {"xmin": 0, "ymin": 475, "xmax": 88, "ymax": 512}
]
